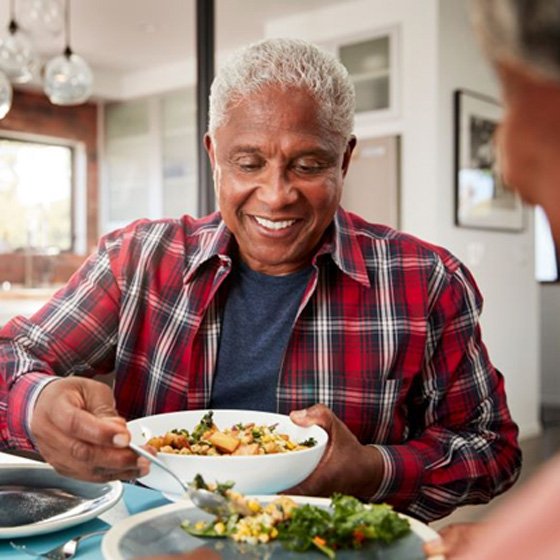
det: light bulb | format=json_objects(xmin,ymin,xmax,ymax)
[
  {"xmin": 43, "ymin": 49, "xmax": 93, "ymax": 105},
  {"xmin": 0, "ymin": 22, "xmax": 36, "ymax": 83},
  {"xmin": 0, "ymin": 70, "xmax": 12, "ymax": 118}
]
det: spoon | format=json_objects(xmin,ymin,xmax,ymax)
[{"xmin": 128, "ymin": 442, "xmax": 231, "ymax": 517}]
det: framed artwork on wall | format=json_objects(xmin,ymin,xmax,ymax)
[{"xmin": 454, "ymin": 89, "xmax": 524, "ymax": 231}]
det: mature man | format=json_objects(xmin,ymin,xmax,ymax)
[
  {"xmin": 425, "ymin": 0, "xmax": 560, "ymax": 558},
  {"xmin": 0, "ymin": 38, "xmax": 520, "ymax": 522}
]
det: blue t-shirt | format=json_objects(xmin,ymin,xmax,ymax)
[{"xmin": 210, "ymin": 261, "xmax": 312, "ymax": 411}]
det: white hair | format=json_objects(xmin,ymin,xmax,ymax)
[
  {"xmin": 208, "ymin": 38, "xmax": 355, "ymax": 141},
  {"xmin": 471, "ymin": 0, "xmax": 560, "ymax": 81}
]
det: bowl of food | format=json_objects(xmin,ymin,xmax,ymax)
[{"xmin": 127, "ymin": 409, "xmax": 328, "ymax": 497}]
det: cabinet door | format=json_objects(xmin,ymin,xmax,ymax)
[
  {"xmin": 161, "ymin": 89, "xmax": 198, "ymax": 219},
  {"xmin": 102, "ymin": 89, "xmax": 199, "ymax": 234},
  {"xmin": 336, "ymin": 27, "xmax": 399, "ymax": 121},
  {"xmin": 341, "ymin": 135, "xmax": 400, "ymax": 229},
  {"xmin": 104, "ymin": 99, "xmax": 155, "ymax": 230}
]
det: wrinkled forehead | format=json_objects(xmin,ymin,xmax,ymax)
[{"xmin": 215, "ymin": 86, "xmax": 347, "ymax": 151}]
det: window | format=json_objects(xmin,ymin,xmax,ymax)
[
  {"xmin": 535, "ymin": 206, "xmax": 559, "ymax": 282},
  {"xmin": 0, "ymin": 137, "xmax": 74, "ymax": 253}
]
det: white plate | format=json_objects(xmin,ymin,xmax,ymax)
[
  {"xmin": 102, "ymin": 495, "xmax": 443, "ymax": 560},
  {"xmin": 0, "ymin": 464, "xmax": 122, "ymax": 539}
]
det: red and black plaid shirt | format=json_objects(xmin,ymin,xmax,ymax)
[{"xmin": 0, "ymin": 208, "xmax": 520, "ymax": 521}]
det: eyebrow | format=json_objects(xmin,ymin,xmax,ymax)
[
  {"xmin": 228, "ymin": 145, "xmax": 261, "ymax": 156},
  {"xmin": 227, "ymin": 145, "xmax": 337, "ymax": 160}
]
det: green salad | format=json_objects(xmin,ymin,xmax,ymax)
[{"xmin": 181, "ymin": 478, "xmax": 410, "ymax": 558}]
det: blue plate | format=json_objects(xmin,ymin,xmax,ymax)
[{"xmin": 102, "ymin": 496, "xmax": 440, "ymax": 559}]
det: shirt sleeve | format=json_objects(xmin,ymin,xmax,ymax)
[
  {"xmin": 0, "ymin": 235, "xmax": 122, "ymax": 451},
  {"xmin": 369, "ymin": 259, "xmax": 522, "ymax": 522}
]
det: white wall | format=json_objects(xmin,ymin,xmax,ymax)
[{"xmin": 267, "ymin": 0, "xmax": 540, "ymax": 438}]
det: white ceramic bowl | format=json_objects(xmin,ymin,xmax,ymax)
[{"xmin": 128, "ymin": 409, "xmax": 328, "ymax": 496}]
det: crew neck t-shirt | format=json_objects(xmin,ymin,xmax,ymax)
[{"xmin": 209, "ymin": 261, "xmax": 312, "ymax": 411}]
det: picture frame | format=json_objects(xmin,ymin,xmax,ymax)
[{"xmin": 454, "ymin": 89, "xmax": 524, "ymax": 231}]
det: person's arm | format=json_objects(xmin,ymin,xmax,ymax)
[
  {"xmin": 290, "ymin": 260, "xmax": 521, "ymax": 521},
  {"xmin": 426, "ymin": 452, "xmax": 560, "ymax": 560},
  {"xmin": 0, "ymin": 230, "xmax": 152, "ymax": 480},
  {"xmin": 0, "ymin": 235, "xmax": 120, "ymax": 449},
  {"xmin": 370, "ymin": 261, "xmax": 521, "ymax": 520}
]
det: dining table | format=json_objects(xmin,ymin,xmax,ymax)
[{"xmin": 0, "ymin": 450, "xmax": 171, "ymax": 559}]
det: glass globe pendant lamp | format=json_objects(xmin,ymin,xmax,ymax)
[
  {"xmin": 0, "ymin": 70, "xmax": 13, "ymax": 119},
  {"xmin": 43, "ymin": 0, "xmax": 93, "ymax": 105},
  {"xmin": 0, "ymin": 0, "xmax": 37, "ymax": 83}
]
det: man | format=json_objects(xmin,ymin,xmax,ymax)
[
  {"xmin": 0, "ymin": 38, "xmax": 520, "ymax": 522},
  {"xmin": 425, "ymin": 0, "xmax": 560, "ymax": 558}
]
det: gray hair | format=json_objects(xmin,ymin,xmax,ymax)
[
  {"xmin": 208, "ymin": 38, "xmax": 355, "ymax": 141},
  {"xmin": 471, "ymin": 0, "xmax": 560, "ymax": 81}
]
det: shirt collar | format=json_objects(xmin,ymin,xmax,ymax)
[
  {"xmin": 183, "ymin": 213, "xmax": 234, "ymax": 283},
  {"xmin": 184, "ymin": 208, "xmax": 371, "ymax": 288},
  {"xmin": 315, "ymin": 208, "xmax": 371, "ymax": 288}
]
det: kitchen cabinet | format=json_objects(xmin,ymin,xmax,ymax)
[
  {"xmin": 327, "ymin": 27, "xmax": 399, "ymax": 122},
  {"xmin": 102, "ymin": 89, "xmax": 198, "ymax": 234}
]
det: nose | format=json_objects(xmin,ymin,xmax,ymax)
[{"xmin": 256, "ymin": 165, "xmax": 298, "ymax": 209}]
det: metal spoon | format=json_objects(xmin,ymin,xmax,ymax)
[{"xmin": 128, "ymin": 442, "xmax": 230, "ymax": 517}]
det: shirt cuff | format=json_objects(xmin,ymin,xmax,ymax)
[
  {"xmin": 369, "ymin": 444, "xmax": 425, "ymax": 511},
  {"xmin": 7, "ymin": 373, "xmax": 62, "ymax": 450}
]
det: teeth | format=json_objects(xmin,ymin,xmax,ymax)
[{"xmin": 254, "ymin": 216, "xmax": 296, "ymax": 230}]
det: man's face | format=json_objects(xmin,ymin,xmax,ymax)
[{"xmin": 205, "ymin": 86, "xmax": 355, "ymax": 275}]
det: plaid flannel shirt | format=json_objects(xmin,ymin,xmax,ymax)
[{"xmin": 0, "ymin": 208, "xmax": 521, "ymax": 521}]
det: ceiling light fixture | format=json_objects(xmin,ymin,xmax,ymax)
[
  {"xmin": 43, "ymin": 0, "xmax": 93, "ymax": 105},
  {"xmin": 0, "ymin": 0, "xmax": 37, "ymax": 83}
]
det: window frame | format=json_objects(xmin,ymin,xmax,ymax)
[{"xmin": 0, "ymin": 130, "xmax": 86, "ymax": 255}]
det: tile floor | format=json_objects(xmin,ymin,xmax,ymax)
[{"xmin": 431, "ymin": 423, "xmax": 560, "ymax": 530}]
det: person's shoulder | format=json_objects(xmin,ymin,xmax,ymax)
[
  {"xmin": 102, "ymin": 213, "xmax": 222, "ymax": 246},
  {"xmin": 344, "ymin": 211, "xmax": 463, "ymax": 275}
]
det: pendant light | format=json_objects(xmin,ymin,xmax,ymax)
[
  {"xmin": 0, "ymin": 70, "xmax": 13, "ymax": 119},
  {"xmin": 0, "ymin": 0, "xmax": 37, "ymax": 83},
  {"xmin": 43, "ymin": 0, "xmax": 93, "ymax": 106}
]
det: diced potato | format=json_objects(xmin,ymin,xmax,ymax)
[
  {"xmin": 146, "ymin": 436, "xmax": 165, "ymax": 450},
  {"xmin": 263, "ymin": 442, "xmax": 279, "ymax": 454},
  {"xmin": 208, "ymin": 431, "xmax": 241, "ymax": 454},
  {"xmin": 233, "ymin": 443, "xmax": 259, "ymax": 456}
]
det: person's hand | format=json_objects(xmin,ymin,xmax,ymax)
[
  {"xmin": 30, "ymin": 377, "xmax": 150, "ymax": 482},
  {"xmin": 424, "ymin": 522, "xmax": 484, "ymax": 558},
  {"xmin": 284, "ymin": 404, "xmax": 384, "ymax": 499}
]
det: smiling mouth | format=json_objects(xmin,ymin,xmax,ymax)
[{"xmin": 253, "ymin": 216, "xmax": 297, "ymax": 231}]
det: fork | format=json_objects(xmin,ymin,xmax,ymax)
[{"xmin": 9, "ymin": 530, "xmax": 106, "ymax": 559}]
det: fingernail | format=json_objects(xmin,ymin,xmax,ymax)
[
  {"xmin": 113, "ymin": 433, "xmax": 128, "ymax": 447},
  {"xmin": 291, "ymin": 409, "xmax": 307, "ymax": 420}
]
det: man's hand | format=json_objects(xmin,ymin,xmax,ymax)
[
  {"xmin": 285, "ymin": 404, "xmax": 384, "ymax": 499},
  {"xmin": 30, "ymin": 377, "xmax": 150, "ymax": 482},
  {"xmin": 424, "ymin": 523, "xmax": 484, "ymax": 559}
]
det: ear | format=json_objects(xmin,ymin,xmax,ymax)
[
  {"xmin": 341, "ymin": 136, "xmax": 357, "ymax": 178},
  {"xmin": 204, "ymin": 133, "xmax": 216, "ymax": 169}
]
